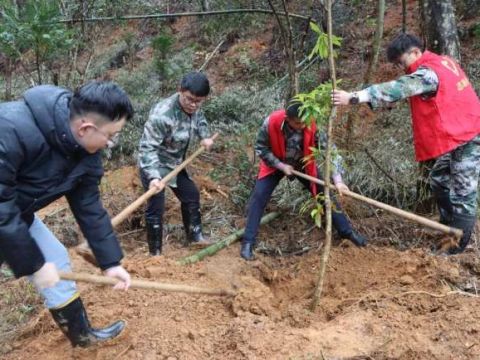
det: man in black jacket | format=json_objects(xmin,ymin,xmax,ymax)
[{"xmin": 0, "ymin": 81, "xmax": 134, "ymax": 347}]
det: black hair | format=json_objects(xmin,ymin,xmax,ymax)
[
  {"xmin": 286, "ymin": 102, "xmax": 302, "ymax": 119},
  {"xmin": 180, "ymin": 72, "xmax": 210, "ymax": 97},
  {"xmin": 70, "ymin": 81, "xmax": 134, "ymax": 122},
  {"xmin": 386, "ymin": 33, "xmax": 424, "ymax": 63}
]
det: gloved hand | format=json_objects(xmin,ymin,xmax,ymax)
[
  {"xmin": 104, "ymin": 265, "xmax": 131, "ymax": 291},
  {"xmin": 33, "ymin": 262, "xmax": 60, "ymax": 289},
  {"xmin": 276, "ymin": 162, "xmax": 294, "ymax": 176}
]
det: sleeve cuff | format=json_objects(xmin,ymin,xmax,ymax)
[
  {"xmin": 357, "ymin": 89, "xmax": 371, "ymax": 103},
  {"xmin": 99, "ymin": 261, "xmax": 121, "ymax": 271},
  {"xmin": 332, "ymin": 173, "xmax": 343, "ymax": 185}
]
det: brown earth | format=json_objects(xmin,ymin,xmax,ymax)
[{"xmin": 3, "ymin": 158, "xmax": 480, "ymax": 360}]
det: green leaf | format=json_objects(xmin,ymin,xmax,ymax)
[{"xmin": 310, "ymin": 21, "xmax": 321, "ymax": 34}]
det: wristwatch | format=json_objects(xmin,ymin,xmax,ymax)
[{"xmin": 349, "ymin": 92, "xmax": 359, "ymax": 105}]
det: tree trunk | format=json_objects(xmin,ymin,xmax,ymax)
[
  {"xmin": 402, "ymin": 0, "xmax": 407, "ymax": 32},
  {"xmin": 35, "ymin": 44, "xmax": 42, "ymax": 84},
  {"xmin": 266, "ymin": 0, "xmax": 300, "ymax": 103},
  {"xmin": 310, "ymin": 0, "xmax": 336, "ymax": 311},
  {"xmin": 281, "ymin": 0, "xmax": 299, "ymax": 99},
  {"xmin": 200, "ymin": 0, "xmax": 209, "ymax": 11},
  {"xmin": 364, "ymin": 0, "xmax": 386, "ymax": 84},
  {"xmin": 4, "ymin": 57, "xmax": 13, "ymax": 101},
  {"xmin": 420, "ymin": 0, "xmax": 461, "ymax": 61}
]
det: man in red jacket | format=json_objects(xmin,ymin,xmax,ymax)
[
  {"xmin": 333, "ymin": 33, "xmax": 480, "ymax": 254},
  {"xmin": 240, "ymin": 103, "xmax": 367, "ymax": 260}
]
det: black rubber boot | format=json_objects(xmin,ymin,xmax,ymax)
[
  {"xmin": 240, "ymin": 242, "xmax": 255, "ymax": 261},
  {"xmin": 50, "ymin": 297, "xmax": 125, "ymax": 348},
  {"xmin": 181, "ymin": 204, "xmax": 192, "ymax": 242},
  {"xmin": 448, "ymin": 213, "xmax": 477, "ymax": 254},
  {"xmin": 435, "ymin": 191, "xmax": 454, "ymax": 225},
  {"xmin": 146, "ymin": 221, "xmax": 162, "ymax": 255},
  {"xmin": 183, "ymin": 205, "xmax": 212, "ymax": 245},
  {"xmin": 346, "ymin": 230, "xmax": 368, "ymax": 247},
  {"xmin": 332, "ymin": 210, "xmax": 368, "ymax": 247}
]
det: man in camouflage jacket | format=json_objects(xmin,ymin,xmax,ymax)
[
  {"xmin": 333, "ymin": 33, "xmax": 480, "ymax": 254},
  {"xmin": 138, "ymin": 72, "xmax": 214, "ymax": 255}
]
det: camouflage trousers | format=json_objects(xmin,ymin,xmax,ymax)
[{"xmin": 430, "ymin": 134, "xmax": 480, "ymax": 216}]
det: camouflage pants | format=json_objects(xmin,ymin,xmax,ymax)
[{"xmin": 430, "ymin": 134, "xmax": 480, "ymax": 216}]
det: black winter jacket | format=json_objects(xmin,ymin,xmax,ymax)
[{"xmin": 0, "ymin": 85, "xmax": 123, "ymax": 277}]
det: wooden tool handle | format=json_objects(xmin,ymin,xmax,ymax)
[
  {"xmin": 59, "ymin": 271, "xmax": 236, "ymax": 297},
  {"xmin": 291, "ymin": 170, "xmax": 463, "ymax": 238},
  {"xmin": 111, "ymin": 133, "xmax": 219, "ymax": 228}
]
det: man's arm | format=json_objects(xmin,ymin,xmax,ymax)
[
  {"xmin": 0, "ymin": 123, "xmax": 45, "ymax": 278},
  {"xmin": 66, "ymin": 166, "xmax": 123, "ymax": 271},
  {"xmin": 195, "ymin": 111, "xmax": 211, "ymax": 140},
  {"xmin": 195, "ymin": 111, "xmax": 214, "ymax": 150},
  {"xmin": 138, "ymin": 111, "xmax": 170, "ymax": 182},
  {"xmin": 333, "ymin": 67, "xmax": 439, "ymax": 109},
  {"xmin": 255, "ymin": 117, "xmax": 283, "ymax": 168}
]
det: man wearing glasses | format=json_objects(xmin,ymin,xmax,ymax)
[
  {"xmin": 333, "ymin": 33, "xmax": 480, "ymax": 254},
  {"xmin": 0, "ymin": 81, "xmax": 134, "ymax": 347},
  {"xmin": 138, "ymin": 72, "xmax": 215, "ymax": 256}
]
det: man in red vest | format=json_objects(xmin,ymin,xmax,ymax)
[
  {"xmin": 333, "ymin": 33, "xmax": 480, "ymax": 254},
  {"xmin": 240, "ymin": 103, "xmax": 367, "ymax": 260}
]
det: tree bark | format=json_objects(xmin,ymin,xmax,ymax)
[
  {"xmin": 420, "ymin": 0, "xmax": 461, "ymax": 61},
  {"xmin": 266, "ymin": 0, "xmax": 299, "ymax": 102},
  {"xmin": 200, "ymin": 0, "xmax": 209, "ymax": 12},
  {"xmin": 4, "ymin": 57, "xmax": 12, "ymax": 101},
  {"xmin": 364, "ymin": 0, "xmax": 386, "ymax": 84},
  {"xmin": 310, "ymin": 0, "xmax": 336, "ymax": 311},
  {"xmin": 35, "ymin": 45, "xmax": 42, "ymax": 85},
  {"xmin": 178, "ymin": 212, "xmax": 281, "ymax": 265}
]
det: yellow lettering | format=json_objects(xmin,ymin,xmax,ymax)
[
  {"xmin": 456, "ymin": 78, "xmax": 470, "ymax": 91},
  {"xmin": 441, "ymin": 58, "xmax": 460, "ymax": 76}
]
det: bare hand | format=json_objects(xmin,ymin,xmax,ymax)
[
  {"xmin": 149, "ymin": 178, "xmax": 164, "ymax": 192},
  {"xmin": 335, "ymin": 182, "xmax": 350, "ymax": 196},
  {"xmin": 104, "ymin": 265, "xmax": 131, "ymax": 291},
  {"xmin": 332, "ymin": 90, "xmax": 353, "ymax": 106},
  {"xmin": 200, "ymin": 137, "xmax": 214, "ymax": 151},
  {"xmin": 277, "ymin": 163, "xmax": 294, "ymax": 176},
  {"xmin": 33, "ymin": 262, "xmax": 60, "ymax": 289}
]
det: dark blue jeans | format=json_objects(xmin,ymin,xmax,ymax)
[
  {"xmin": 243, "ymin": 171, "xmax": 353, "ymax": 245},
  {"xmin": 140, "ymin": 169, "xmax": 200, "ymax": 225}
]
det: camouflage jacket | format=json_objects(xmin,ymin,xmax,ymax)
[
  {"xmin": 363, "ymin": 67, "xmax": 439, "ymax": 109},
  {"xmin": 138, "ymin": 93, "xmax": 211, "ymax": 187},
  {"xmin": 255, "ymin": 116, "xmax": 344, "ymax": 178}
]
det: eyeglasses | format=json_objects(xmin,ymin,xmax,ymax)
[
  {"xmin": 92, "ymin": 125, "xmax": 120, "ymax": 148},
  {"xmin": 395, "ymin": 49, "xmax": 416, "ymax": 68},
  {"xmin": 183, "ymin": 93, "xmax": 206, "ymax": 106}
]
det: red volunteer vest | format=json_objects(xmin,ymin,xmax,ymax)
[
  {"xmin": 258, "ymin": 109, "xmax": 318, "ymax": 194},
  {"xmin": 407, "ymin": 50, "xmax": 480, "ymax": 161}
]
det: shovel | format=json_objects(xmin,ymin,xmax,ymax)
[
  {"xmin": 291, "ymin": 169, "xmax": 463, "ymax": 239},
  {"xmin": 59, "ymin": 271, "xmax": 236, "ymax": 297}
]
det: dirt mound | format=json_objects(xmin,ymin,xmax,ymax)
[
  {"xmin": 4, "ymin": 236, "xmax": 480, "ymax": 360},
  {"xmin": 232, "ymin": 276, "xmax": 280, "ymax": 319}
]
